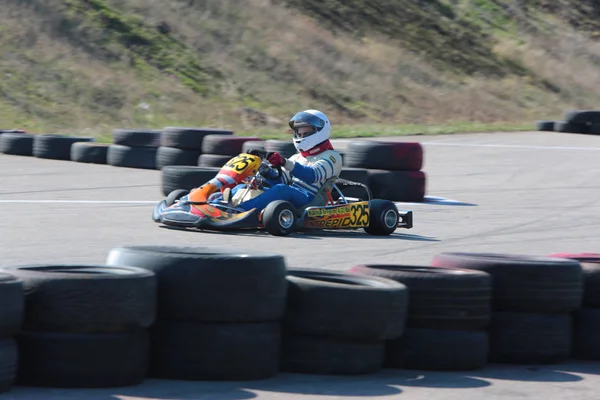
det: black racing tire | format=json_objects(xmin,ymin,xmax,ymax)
[
  {"xmin": 106, "ymin": 246, "xmax": 288, "ymax": 322},
  {"xmin": 262, "ymin": 200, "xmax": 297, "ymax": 236},
  {"xmin": 364, "ymin": 199, "xmax": 398, "ymax": 236},
  {"xmin": 33, "ymin": 134, "xmax": 94, "ymax": 160},
  {"xmin": 488, "ymin": 311, "xmax": 572, "ymax": 364},
  {"xmin": 283, "ymin": 268, "xmax": 408, "ymax": 340},
  {"xmin": 149, "ymin": 320, "xmax": 280, "ymax": 381},
  {"xmin": 198, "ymin": 154, "xmax": 235, "ymax": 167},
  {"xmin": 201, "ymin": 135, "xmax": 261, "ymax": 156},
  {"xmin": 0, "ymin": 338, "xmax": 18, "ymax": 393},
  {"xmin": 16, "ymin": 330, "xmax": 149, "ymax": 388},
  {"xmin": 554, "ymin": 121, "xmax": 589, "ymax": 134},
  {"xmin": 431, "ymin": 252, "xmax": 583, "ymax": 313},
  {"xmin": 156, "ymin": 146, "xmax": 202, "ymax": 169},
  {"xmin": 343, "ymin": 140, "xmax": 423, "ymax": 171},
  {"xmin": 349, "ymin": 265, "xmax": 492, "ymax": 330},
  {"xmin": 280, "ymin": 334, "xmax": 385, "ymax": 375},
  {"xmin": 573, "ymin": 308, "xmax": 600, "ymax": 360},
  {"xmin": 241, "ymin": 140, "xmax": 265, "ymax": 154},
  {"xmin": 0, "ymin": 265, "xmax": 157, "ymax": 333},
  {"xmin": 165, "ymin": 189, "xmax": 189, "ymax": 207},
  {"xmin": 112, "ymin": 129, "xmax": 162, "ymax": 148},
  {"xmin": 107, "ymin": 144, "xmax": 157, "ymax": 170},
  {"xmin": 161, "ymin": 127, "xmax": 233, "ymax": 151},
  {"xmin": 564, "ymin": 110, "xmax": 600, "ymax": 124},
  {"xmin": 535, "ymin": 120, "xmax": 556, "ymax": 131},
  {"xmin": 264, "ymin": 140, "xmax": 297, "ymax": 158},
  {"xmin": 548, "ymin": 253, "xmax": 600, "ymax": 307},
  {"xmin": 367, "ymin": 170, "xmax": 427, "ymax": 202},
  {"xmin": 70, "ymin": 142, "xmax": 109, "ymax": 164},
  {"xmin": 385, "ymin": 328, "xmax": 489, "ymax": 371},
  {"xmin": 0, "ymin": 133, "xmax": 34, "ymax": 156},
  {"xmin": 0, "ymin": 273, "xmax": 24, "ymax": 338},
  {"xmin": 161, "ymin": 166, "xmax": 220, "ymax": 196}
]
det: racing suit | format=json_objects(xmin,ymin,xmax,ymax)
[{"xmin": 235, "ymin": 146, "xmax": 343, "ymax": 212}]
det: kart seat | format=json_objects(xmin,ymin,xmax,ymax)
[{"xmin": 299, "ymin": 177, "xmax": 339, "ymax": 210}]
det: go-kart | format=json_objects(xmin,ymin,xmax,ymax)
[{"xmin": 152, "ymin": 151, "xmax": 414, "ymax": 236}]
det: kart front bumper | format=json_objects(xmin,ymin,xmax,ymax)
[{"xmin": 152, "ymin": 200, "xmax": 261, "ymax": 230}]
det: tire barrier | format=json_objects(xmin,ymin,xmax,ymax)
[
  {"xmin": 0, "ymin": 127, "xmax": 429, "ymax": 202},
  {"xmin": 536, "ymin": 110, "xmax": 600, "ymax": 134},
  {"xmin": 430, "ymin": 253, "xmax": 583, "ymax": 364},
  {"xmin": 280, "ymin": 268, "xmax": 407, "ymax": 375},
  {"xmin": 0, "ymin": 273, "xmax": 24, "ymax": 394},
  {"xmin": 264, "ymin": 139, "xmax": 297, "ymax": 158},
  {"xmin": 70, "ymin": 142, "xmax": 110, "ymax": 164},
  {"xmin": 106, "ymin": 246, "xmax": 287, "ymax": 380},
  {"xmin": 548, "ymin": 253, "xmax": 600, "ymax": 360},
  {"xmin": 0, "ymin": 248, "xmax": 599, "ymax": 393},
  {"xmin": 161, "ymin": 166, "xmax": 221, "ymax": 196},
  {"xmin": 0, "ymin": 132, "xmax": 35, "ymax": 156},
  {"xmin": 349, "ymin": 265, "xmax": 491, "ymax": 370},
  {"xmin": 33, "ymin": 134, "xmax": 94, "ymax": 161},
  {"xmin": 0, "ymin": 265, "xmax": 155, "ymax": 389},
  {"xmin": 338, "ymin": 140, "xmax": 426, "ymax": 202},
  {"xmin": 107, "ymin": 144, "xmax": 158, "ymax": 170}
]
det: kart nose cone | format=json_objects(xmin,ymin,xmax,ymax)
[
  {"xmin": 160, "ymin": 209, "xmax": 204, "ymax": 227},
  {"xmin": 152, "ymin": 200, "xmax": 204, "ymax": 228}
]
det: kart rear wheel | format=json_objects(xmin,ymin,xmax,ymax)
[
  {"xmin": 364, "ymin": 199, "xmax": 398, "ymax": 236},
  {"xmin": 166, "ymin": 189, "xmax": 189, "ymax": 207},
  {"xmin": 263, "ymin": 200, "xmax": 297, "ymax": 236}
]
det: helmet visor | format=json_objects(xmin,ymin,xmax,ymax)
[{"xmin": 289, "ymin": 112, "xmax": 325, "ymax": 139}]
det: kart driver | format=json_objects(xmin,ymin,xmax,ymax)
[{"xmin": 228, "ymin": 109, "xmax": 343, "ymax": 212}]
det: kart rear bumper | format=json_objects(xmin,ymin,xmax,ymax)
[{"xmin": 397, "ymin": 210, "xmax": 413, "ymax": 229}]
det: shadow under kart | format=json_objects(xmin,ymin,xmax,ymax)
[{"xmin": 152, "ymin": 152, "xmax": 414, "ymax": 237}]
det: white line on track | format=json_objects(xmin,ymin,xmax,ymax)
[
  {"xmin": 0, "ymin": 200, "xmax": 158, "ymax": 204},
  {"xmin": 0, "ymin": 196, "xmax": 474, "ymax": 206},
  {"xmin": 421, "ymin": 142, "xmax": 600, "ymax": 151}
]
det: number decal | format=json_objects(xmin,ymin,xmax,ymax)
[
  {"xmin": 224, "ymin": 155, "xmax": 251, "ymax": 172},
  {"xmin": 305, "ymin": 202, "xmax": 370, "ymax": 229},
  {"xmin": 349, "ymin": 203, "xmax": 369, "ymax": 226}
]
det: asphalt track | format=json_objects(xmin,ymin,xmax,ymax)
[{"xmin": 1, "ymin": 130, "xmax": 600, "ymax": 399}]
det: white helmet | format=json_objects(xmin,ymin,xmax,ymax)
[{"xmin": 288, "ymin": 109, "xmax": 331, "ymax": 152}]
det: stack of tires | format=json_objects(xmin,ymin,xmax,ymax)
[
  {"xmin": 0, "ymin": 273, "xmax": 24, "ymax": 394},
  {"xmin": 160, "ymin": 165, "xmax": 221, "ymax": 196},
  {"xmin": 106, "ymin": 246, "xmax": 287, "ymax": 381},
  {"xmin": 33, "ymin": 134, "xmax": 94, "ymax": 161},
  {"xmin": 536, "ymin": 110, "xmax": 600, "ymax": 134},
  {"xmin": 197, "ymin": 135, "xmax": 261, "ymax": 167},
  {"xmin": 264, "ymin": 140, "xmax": 297, "ymax": 158},
  {"xmin": 548, "ymin": 253, "xmax": 600, "ymax": 360},
  {"xmin": 431, "ymin": 253, "xmax": 583, "ymax": 364},
  {"xmin": 71, "ymin": 142, "xmax": 110, "ymax": 164},
  {"xmin": 342, "ymin": 140, "xmax": 426, "ymax": 202},
  {"xmin": 1, "ymin": 264, "xmax": 156, "ymax": 388},
  {"xmin": 349, "ymin": 265, "xmax": 492, "ymax": 371},
  {"xmin": 280, "ymin": 268, "xmax": 408, "ymax": 375},
  {"xmin": 107, "ymin": 129, "xmax": 162, "ymax": 170},
  {"xmin": 158, "ymin": 128, "xmax": 233, "ymax": 169}
]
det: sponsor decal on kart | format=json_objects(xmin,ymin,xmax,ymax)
[{"xmin": 304, "ymin": 201, "xmax": 370, "ymax": 229}]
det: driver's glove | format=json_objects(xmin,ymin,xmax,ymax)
[{"xmin": 266, "ymin": 151, "xmax": 286, "ymax": 168}]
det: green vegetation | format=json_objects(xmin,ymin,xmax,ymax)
[{"xmin": 1, "ymin": 0, "xmax": 600, "ymax": 138}]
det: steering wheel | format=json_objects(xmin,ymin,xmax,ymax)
[{"xmin": 248, "ymin": 149, "xmax": 282, "ymax": 181}]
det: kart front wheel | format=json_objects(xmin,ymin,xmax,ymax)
[
  {"xmin": 364, "ymin": 199, "xmax": 398, "ymax": 236},
  {"xmin": 263, "ymin": 200, "xmax": 297, "ymax": 236},
  {"xmin": 166, "ymin": 189, "xmax": 189, "ymax": 207}
]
